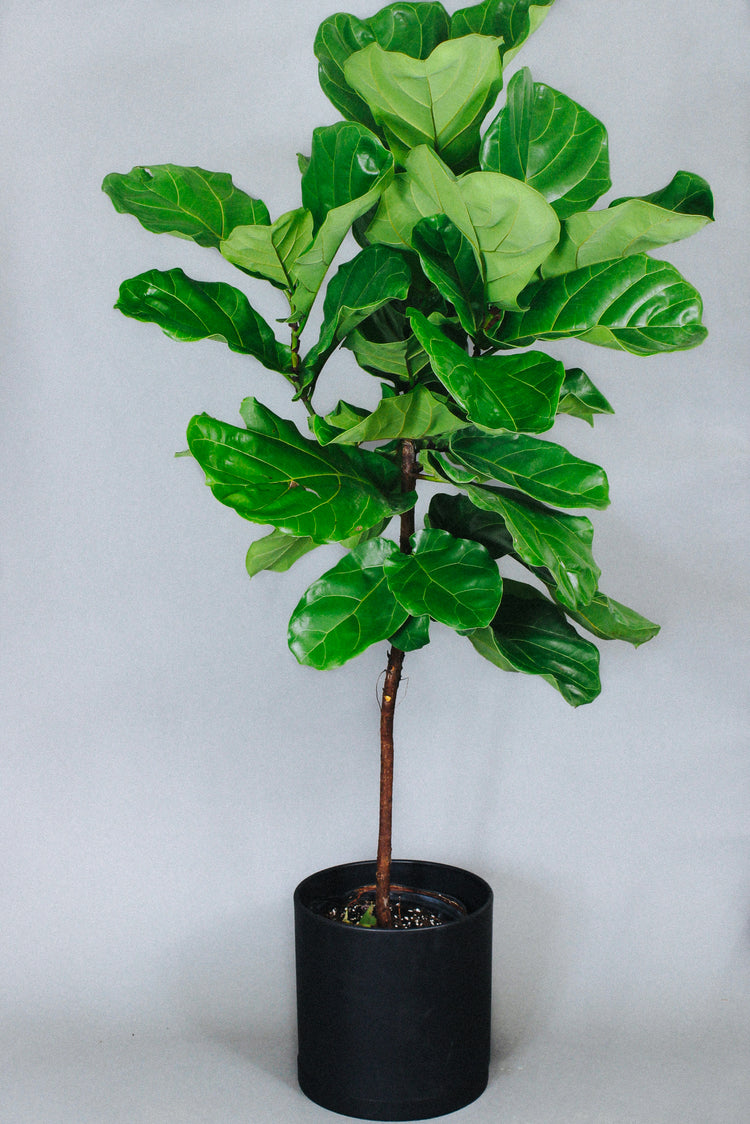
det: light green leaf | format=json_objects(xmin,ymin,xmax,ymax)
[
  {"xmin": 343, "ymin": 35, "xmax": 503, "ymax": 171},
  {"xmin": 556, "ymin": 368, "xmax": 614, "ymax": 426},
  {"xmin": 186, "ymin": 399, "xmax": 415, "ymax": 543},
  {"xmin": 461, "ymin": 484, "xmax": 600, "ymax": 609},
  {"xmin": 115, "ymin": 268, "xmax": 292, "ymax": 373},
  {"xmin": 466, "ymin": 579, "xmax": 601, "ymax": 706},
  {"xmin": 411, "ymin": 214, "xmax": 485, "ymax": 334},
  {"xmin": 384, "ymin": 528, "xmax": 503, "ymax": 629},
  {"xmin": 245, "ymin": 529, "xmax": 320, "ymax": 578},
  {"xmin": 288, "ymin": 537, "xmax": 408, "ymax": 669},
  {"xmin": 343, "ymin": 328, "xmax": 431, "ymax": 384},
  {"xmin": 449, "ymin": 429, "xmax": 609, "ymax": 509},
  {"xmin": 220, "ymin": 207, "xmax": 314, "ymax": 290},
  {"xmin": 480, "ymin": 68, "xmax": 610, "ymax": 219},
  {"xmin": 409, "ymin": 309, "xmax": 564, "ymax": 432},
  {"xmin": 494, "ymin": 254, "xmax": 707, "ymax": 355},
  {"xmin": 102, "ymin": 164, "xmax": 270, "ymax": 248},
  {"xmin": 559, "ymin": 590, "xmax": 660, "ymax": 646},
  {"xmin": 329, "ymin": 386, "xmax": 468, "ymax": 444}
]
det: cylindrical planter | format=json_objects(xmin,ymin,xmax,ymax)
[{"xmin": 294, "ymin": 859, "xmax": 493, "ymax": 1121}]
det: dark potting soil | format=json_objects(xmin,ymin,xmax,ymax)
[{"xmin": 312, "ymin": 885, "xmax": 467, "ymax": 929}]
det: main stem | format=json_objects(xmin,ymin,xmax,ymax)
[{"xmin": 375, "ymin": 439, "xmax": 418, "ymax": 928}]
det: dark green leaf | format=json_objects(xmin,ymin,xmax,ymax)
[
  {"xmin": 115, "ymin": 268, "xmax": 292, "ymax": 373},
  {"xmin": 102, "ymin": 164, "xmax": 270, "ymax": 248},
  {"xmin": 494, "ymin": 254, "xmax": 708, "ymax": 355},
  {"xmin": 411, "ymin": 214, "xmax": 485, "ymax": 334},
  {"xmin": 409, "ymin": 309, "xmax": 564, "ymax": 433},
  {"xmin": 480, "ymin": 68, "xmax": 610, "ymax": 220},
  {"xmin": 384, "ymin": 528, "xmax": 503, "ymax": 629},
  {"xmin": 449, "ymin": 429, "xmax": 609, "ymax": 509},
  {"xmin": 427, "ymin": 492, "xmax": 514, "ymax": 557},
  {"xmin": 559, "ymin": 590, "xmax": 660, "ymax": 646},
  {"xmin": 557, "ymin": 368, "xmax": 614, "ymax": 426},
  {"xmin": 610, "ymin": 170, "xmax": 714, "ymax": 219},
  {"xmin": 245, "ymin": 529, "xmax": 320, "ymax": 578},
  {"xmin": 389, "ymin": 614, "xmax": 431, "ymax": 651},
  {"xmin": 288, "ymin": 537, "xmax": 408, "ymax": 669},
  {"xmin": 186, "ymin": 399, "xmax": 415, "ymax": 543},
  {"xmin": 220, "ymin": 207, "xmax": 314, "ymax": 291},
  {"xmin": 367, "ymin": 2, "xmax": 450, "ymax": 57},
  {"xmin": 450, "ymin": 0, "xmax": 556, "ymax": 61},
  {"xmin": 460, "ymin": 484, "xmax": 601, "ymax": 609},
  {"xmin": 343, "ymin": 36, "xmax": 503, "ymax": 171},
  {"xmin": 466, "ymin": 579, "xmax": 601, "ymax": 706}
]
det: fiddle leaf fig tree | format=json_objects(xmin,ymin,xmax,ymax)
[{"xmin": 103, "ymin": 0, "xmax": 713, "ymax": 928}]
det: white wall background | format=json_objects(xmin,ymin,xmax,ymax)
[{"xmin": 2, "ymin": 2, "xmax": 748, "ymax": 1120}]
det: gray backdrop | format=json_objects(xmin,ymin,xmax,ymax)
[{"xmin": 2, "ymin": 1, "xmax": 748, "ymax": 1120}]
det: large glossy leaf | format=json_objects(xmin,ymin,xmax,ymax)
[
  {"xmin": 411, "ymin": 214, "xmax": 485, "ymax": 334},
  {"xmin": 367, "ymin": 146, "xmax": 559, "ymax": 308},
  {"xmin": 314, "ymin": 4, "xmax": 451, "ymax": 128},
  {"xmin": 558, "ymin": 590, "xmax": 660, "ymax": 646},
  {"xmin": 427, "ymin": 492, "xmax": 514, "ymax": 557},
  {"xmin": 384, "ymin": 528, "xmax": 503, "ymax": 629},
  {"xmin": 102, "ymin": 164, "xmax": 270, "ymax": 248},
  {"xmin": 609, "ymin": 170, "xmax": 714, "ymax": 218},
  {"xmin": 466, "ymin": 579, "xmax": 601, "ymax": 706},
  {"xmin": 245, "ymin": 529, "xmax": 320, "ymax": 579},
  {"xmin": 327, "ymin": 386, "xmax": 467, "ymax": 444},
  {"xmin": 556, "ymin": 368, "xmax": 614, "ymax": 426},
  {"xmin": 288, "ymin": 537, "xmax": 408, "ymax": 669},
  {"xmin": 409, "ymin": 309, "xmax": 563, "ymax": 432},
  {"xmin": 494, "ymin": 254, "xmax": 707, "ymax": 355},
  {"xmin": 115, "ymin": 268, "xmax": 293, "ymax": 373},
  {"xmin": 460, "ymin": 484, "xmax": 600, "ymax": 609},
  {"xmin": 291, "ymin": 123, "xmax": 395, "ymax": 321},
  {"xmin": 541, "ymin": 195, "xmax": 714, "ymax": 279},
  {"xmin": 302, "ymin": 245, "xmax": 412, "ymax": 379},
  {"xmin": 450, "ymin": 0, "xmax": 556, "ymax": 62},
  {"xmin": 186, "ymin": 399, "xmax": 415, "ymax": 543},
  {"xmin": 220, "ymin": 208, "xmax": 314, "ymax": 290},
  {"xmin": 343, "ymin": 35, "xmax": 503, "ymax": 171},
  {"xmin": 480, "ymin": 68, "xmax": 610, "ymax": 220},
  {"xmin": 449, "ymin": 429, "xmax": 609, "ymax": 509}
]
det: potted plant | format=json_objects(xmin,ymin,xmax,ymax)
[{"xmin": 102, "ymin": 0, "xmax": 713, "ymax": 1118}]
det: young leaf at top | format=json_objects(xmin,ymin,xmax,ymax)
[
  {"xmin": 186, "ymin": 399, "xmax": 415, "ymax": 544},
  {"xmin": 343, "ymin": 35, "xmax": 504, "ymax": 172},
  {"xmin": 102, "ymin": 164, "xmax": 270, "ymax": 248},
  {"xmin": 115, "ymin": 268, "xmax": 293, "ymax": 374},
  {"xmin": 449, "ymin": 429, "xmax": 610, "ymax": 509},
  {"xmin": 220, "ymin": 208, "xmax": 314, "ymax": 291},
  {"xmin": 409, "ymin": 308, "xmax": 564, "ymax": 433},
  {"xmin": 480, "ymin": 68, "xmax": 610, "ymax": 220},
  {"xmin": 411, "ymin": 214, "xmax": 485, "ymax": 335},
  {"xmin": 450, "ymin": 0, "xmax": 556, "ymax": 63},
  {"xmin": 384, "ymin": 528, "xmax": 503, "ymax": 630},
  {"xmin": 493, "ymin": 254, "xmax": 707, "ymax": 355},
  {"xmin": 245, "ymin": 529, "xmax": 320, "ymax": 579},
  {"xmin": 465, "ymin": 579, "xmax": 601, "ymax": 707},
  {"xmin": 288, "ymin": 537, "xmax": 408, "ymax": 670},
  {"xmin": 556, "ymin": 368, "xmax": 614, "ymax": 426}
]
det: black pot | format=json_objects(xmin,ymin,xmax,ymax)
[{"xmin": 294, "ymin": 859, "xmax": 493, "ymax": 1121}]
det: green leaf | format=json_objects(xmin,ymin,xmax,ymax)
[
  {"xmin": 411, "ymin": 214, "xmax": 485, "ymax": 334},
  {"xmin": 541, "ymin": 195, "xmax": 714, "ymax": 279},
  {"xmin": 302, "ymin": 245, "xmax": 412, "ymax": 379},
  {"xmin": 460, "ymin": 484, "xmax": 600, "ymax": 609},
  {"xmin": 559, "ymin": 590, "xmax": 660, "ymax": 646},
  {"xmin": 466, "ymin": 579, "xmax": 601, "ymax": 706},
  {"xmin": 115, "ymin": 268, "xmax": 293, "ymax": 373},
  {"xmin": 409, "ymin": 309, "xmax": 564, "ymax": 433},
  {"xmin": 494, "ymin": 254, "xmax": 707, "ymax": 355},
  {"xmin": 367, "ymin": 146, "xmax": 560, "ymax": 309},
  {"xmin": 609, "ymin": 169, "xmax": 714, "ymax": 219},
  {"xmin": 245, "ymin": 529, "xmax": 320, "ymax": 578},
  {"xmin": 343, "ymin": 328, "xmax": 431, "ymax": 384},
  {"xmin": 389, "ymin": 613, "xmax": 431, "ymax": 651},
  {"xmin": 480, "ymin": 68, "xmax": 610, "ymax": 220},
  {"xmin": 288, "ymin": 537, "xmax": 408, "ymax": 669},
  {"xmin": 220, "ymin": 208, "xmax": 314, "ymax": 290},
  {"xmin": 427, "ymin": 492, "xmax": 514, "ymax": 557},
  {"xmin": 102, "ymin": 164, "xmax": 270, "ymax": 248},
  {"xmin": 384, "ymin": 528, "xmax": 503, "ymax": 629},
  {"xmin": 449, "ymin": 429, "xmax": 609, "ymax": 509},
  {"xmin": 450, "ymin": 0, "xmax": 556, "ymax": 62},
  {"xmin": 329, "ymin": 386, "xmax": 468, "ymax": 444},
  {"xmin": 556, "ymin": 368, "xmax": 614, "ymax": 426},
  {"xmin": 291, "ymin": 123, "xmax": 395, "ymax": 321},
  {"xmin": 186, "ymin": 399, "xmax": 415, "ymax": 543},
  {"xmin": 343, "ymin": 35, "xmax": 503, "ymax": 171}
]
